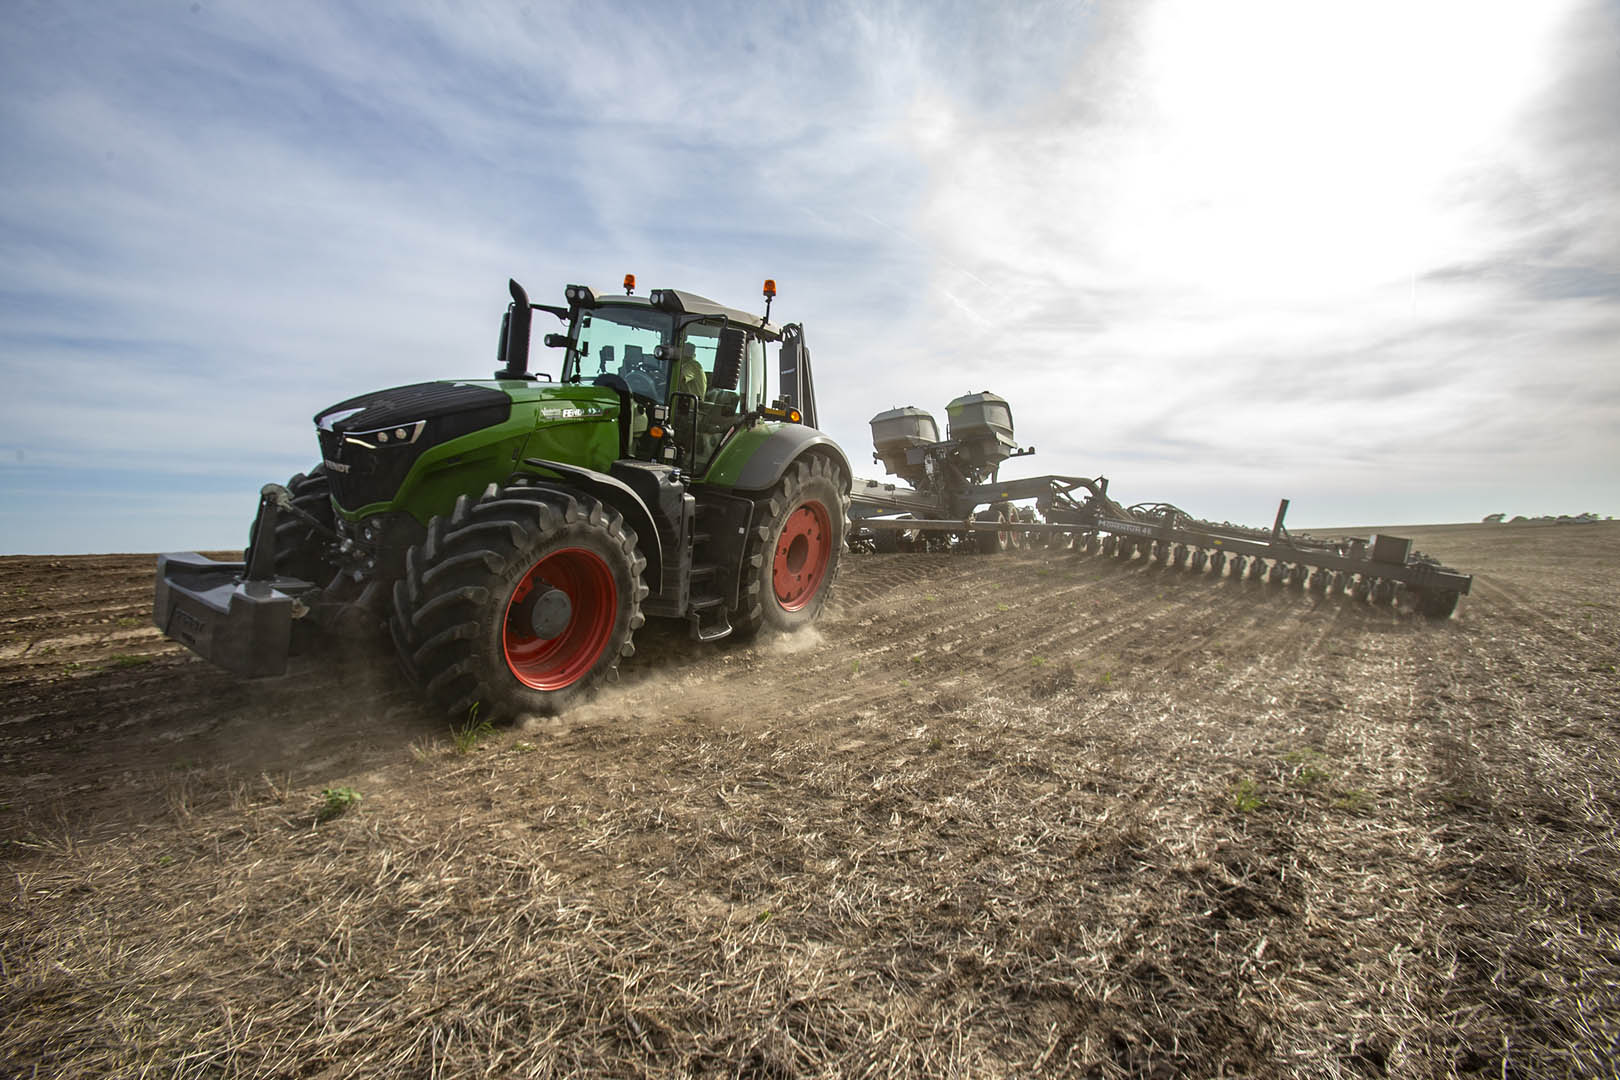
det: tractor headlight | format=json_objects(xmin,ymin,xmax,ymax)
[{"xmin": 344, "ymin": 419, "xmax": 426, "ymax": 450}]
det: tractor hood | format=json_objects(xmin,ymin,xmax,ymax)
[
  {"xmin": 313, "ymin": 379, "xmax": 621, "ymax": 513},
  {"xmin": 315, "ymin": 381, "xmax": 515, "ymax": 511},
  {"xmin": 315, "ymin": 380, "xmax": 513, "ymax": 437}
]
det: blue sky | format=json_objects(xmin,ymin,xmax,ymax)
[{"xmin": 2, "ymin": 0, "xmax": 1616, "ymax": 553}]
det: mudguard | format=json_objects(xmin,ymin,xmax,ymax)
[
  {"xmin": 516, "ymin": 458, "xmax": 665, "ymax": 593},
  {"xmin": 709, "ymin": 423, "xmax": 853, "ymax": 494}
]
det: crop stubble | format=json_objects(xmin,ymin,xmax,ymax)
[{"xmin": 0, "ymin": 522, "xmax": 1616, "ymax": 1077}]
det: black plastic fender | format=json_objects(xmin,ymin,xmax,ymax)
[
  {"xmin": 514, "ymin": 458, "xmax": 664, "ymax": 593},
  {"xmin": 732, "ymin": 427, "xmax": 853, "ymax": 494}
]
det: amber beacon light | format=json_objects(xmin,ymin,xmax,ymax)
[{"xmin": 623, "ymin": 273, "xmax": 636, "ymax": 295}]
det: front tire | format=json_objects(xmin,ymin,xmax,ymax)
[
  {"xmin": 247, "ymin": 465, "xmax": 337, "ymax": 586},
  {"xmin": 731, "ymin": 456, "xmax": 847, "ymax": 639},
  {"xmin": 389, "ymin": 484, "xmax": 646, "ymax": 721}
]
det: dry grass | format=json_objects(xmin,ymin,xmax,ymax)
[
  {"xmin": 5, "ymin": 674, "xmax": 1617, "ymax": 1078},
  {"xmin": 2, "ymin": 531, "xmax": 1618, "ymax": 1077}
]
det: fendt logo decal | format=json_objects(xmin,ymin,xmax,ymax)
[
  {"xmin": 539, "ymin": 406, "xmax": 605, "ymax": 420},
  {"xmin": 323, "ymin": 460, "xmax": 351, "ymax": 473}
]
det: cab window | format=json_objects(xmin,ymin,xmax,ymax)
[
  {"xmin": 679, "ymin": 321, "xmax": 757, "ymax": 467},
  {"xmin": 673, "ymin": 323, "xmax": 769, "ymax": 408},
  {"xmin": 676, "ymin": 321, "xmax": 722, "ymax": 401},
  {"xmin": 743, "ymin": 338, "xmax": 766, "ymax": 410}
]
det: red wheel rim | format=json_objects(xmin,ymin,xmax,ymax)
[
  {"xmin": 772, "ymin": 502, "xmax": 832, "ymax": 612},
  {"xmin": 502, "ymin": 548, "xmax": 617, "ymax": 691}
]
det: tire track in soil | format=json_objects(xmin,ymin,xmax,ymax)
[
  {"xmin": 1028, "ymin": 556, "xmax": 1380, "ymax": 710},
  {"xmin": 805, "ymin": 555, "xmax": 1167, "ymax": 695},
  {"xmin": 1394, "ymin": 579, "xmax": 1620, "ymax": 1072},
  {"xmin": 574, "ymin": 552, "xmax": 1174, "ymax": 735},
  {"xmin": 750, "ymin": 552, "xmax": 1360, "ymax": 729}
]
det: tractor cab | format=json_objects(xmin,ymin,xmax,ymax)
[
  {"xmin": 496, "ymin": 278, "xmax": 781, "ymax": 474},
  {"xmin": 563, "ymin": 297, "xmax": 768, "ymax": 467}
]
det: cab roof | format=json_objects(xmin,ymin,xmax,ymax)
[{"xmin": 590, "ymin": 290, "xmax": 782, "ymax": 340}]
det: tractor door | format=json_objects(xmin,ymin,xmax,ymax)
[{"xmin": 674, "ymin": 321, "xmax": 767, "ymax": 471}]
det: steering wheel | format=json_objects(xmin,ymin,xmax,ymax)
[{"xmin": 621, "ymin": 357, "xmax": 664, "ymax": 403}]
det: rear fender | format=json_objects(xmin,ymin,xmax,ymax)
[{"xmin": 707, "ymin": 423, "xmax": 852, "ymax": 494}]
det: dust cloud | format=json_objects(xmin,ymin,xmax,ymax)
[{"xmin": 764, "ymin": 626, "xmax": 824, "ymax": 655}]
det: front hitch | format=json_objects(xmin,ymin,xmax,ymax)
[
  {"xmin": 246, "ymin": 483, "xmax": 337, "ymax": 580},
  {"xmin": 155, "ymin": 486, "xmax": 322, "ymax": 677}
]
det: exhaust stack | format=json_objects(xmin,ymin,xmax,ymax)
[{"xmin": 495, "ymin": 278, "xmax": 532, "ymax": 380}]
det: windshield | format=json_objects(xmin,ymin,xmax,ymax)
[{"xmin": 563, "ymin": 305, "xmax": 675, "ymax": 397}]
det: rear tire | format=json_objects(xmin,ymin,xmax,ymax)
[
  {"xmin": 389, "ymin": 484, "xmax": 646, "ymax": 721},
  {"xmin": 731, "ymin": 456, "xmax": 847, "ymax": 640}
]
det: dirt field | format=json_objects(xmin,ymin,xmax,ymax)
[{"xmin": 2, "ymin": 522, "xmax": 1617, "ymax": 1078}]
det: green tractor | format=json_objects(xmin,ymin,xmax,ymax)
[{"xmin": 154, "ymin": 276, "xmax": 851, "ymax": 720}]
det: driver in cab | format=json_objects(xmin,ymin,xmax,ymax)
[
  {"xmin": 615, "ymin": 342, "xmax": 706, "ymax": 452},
  {"xmin": 617, "ymin": 342, "xmax": 704, "ymax": 404}
]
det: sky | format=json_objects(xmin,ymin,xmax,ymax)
[{"xmin": 2, "ymin": 0, "xmax": 1616, "ymax": 553}]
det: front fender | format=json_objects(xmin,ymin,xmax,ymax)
[
  {"xmin": 704, "ymin": 423, "xmax": 852, "ymax": 493},
  {"xmin": 514, "ymin": 458, "xmax": 663, "ymax": 593}
]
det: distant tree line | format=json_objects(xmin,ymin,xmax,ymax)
[{"xmin": 1482, "ymin": 512, "xmax": 1612, "ymax": 524}]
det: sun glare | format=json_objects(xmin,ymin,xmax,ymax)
[{"xmin": 1115, "ymin": 0, "xmax": 1575, "ymax": 301}]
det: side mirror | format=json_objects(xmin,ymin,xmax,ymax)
[
  {"xmin": 543, "ymin": 333, "xmax": 574, "ymax": 349},
  {"xmin": 713, "ymin": 327, "xmax": 745, "ymax": 392}
]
